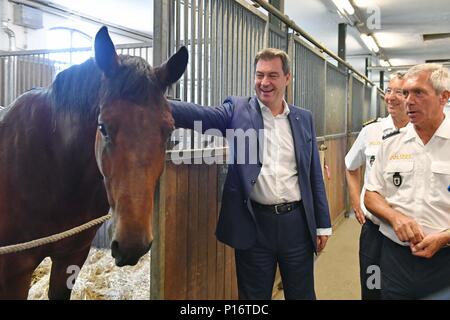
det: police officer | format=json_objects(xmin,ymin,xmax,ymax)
[
  {"xmin": 345, "ymin": 72, "xmax": 409, "ymax": 300},
  {"xmin": 365, "ymin": 63, "xmax": 450, "ymax": 299}
]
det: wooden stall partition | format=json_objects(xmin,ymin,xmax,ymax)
[
  {"xmin": 151, "ymin": 157, "xmax": 238, "ymax": 300},
  {"xmin": 323, "ymin": 137, "xmax": 347, "ymax": 225}
]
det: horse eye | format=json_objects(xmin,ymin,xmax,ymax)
[{"xmin": 98, "ymin": 123, "xmax": 109, "ymax": 137}]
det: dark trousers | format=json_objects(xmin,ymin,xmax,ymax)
[
  {"xmin": 380, "ymin": 235, "xmax": 450, "ymax": 299},
  {"xmin": 234, "ymin": 203, "xmax": 315, "ymax": 300},
  {"xmin": 359, "ymin": 219, "xmax": 383, "ymax": 300}
]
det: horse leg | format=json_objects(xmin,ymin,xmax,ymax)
[
  {"xmin": 0, "ymin": 255, "xmax": 42, "ymax": 300},
  {"xmin": 0, "ymin": 269, "xmax": 36, "ymax": 299},
  {"xmin": 48, "ymin": 247, "xmax": 91, "ymax": 300}
]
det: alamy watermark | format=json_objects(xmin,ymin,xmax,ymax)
[
  {"xmin": 366, "ymin": 265, "xmax": 381, "ymax": 290},
  {"xmin": 66, "ymin": 265, "xmax": 81, "ymax": 290},
  {"xmin": 169, "ymin": 121, "xmax": 285, "ymax": 175},
  {"xmin": 366, "ymin": 6, "xmax": 381, "ymax": 30}
]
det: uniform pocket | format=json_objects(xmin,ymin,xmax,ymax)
[
  {"xmin": 383, "ymin": 161, "xmax": 414, "ymax": 199},
  {"xmin": 430, "ymin": 162, "xmax": 450, "ymax": 203}
]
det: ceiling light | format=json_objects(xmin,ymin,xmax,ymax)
[
  {"xmin": 360, "ymin": 34, "xmax": 380, "ymax": 53},
  {"xmin": 380, "ymin": 59, "xmax": 391, "ymax": 67},
  {"xmin": 331, "ymin": 0, "xmax": 355, "ymax": 15}
]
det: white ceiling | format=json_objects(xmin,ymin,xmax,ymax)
[{"xmin": 285, "ymin": 0, "xmax": 450, "ymax": 67}]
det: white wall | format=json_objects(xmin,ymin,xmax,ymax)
[{"xmin": 0, "ymin": 1, "xmax": 144, "ymax": 51}]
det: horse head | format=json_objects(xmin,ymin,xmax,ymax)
[{"xmin": 93, "ymin": 27, "xmax": 187, "ymax": 266}]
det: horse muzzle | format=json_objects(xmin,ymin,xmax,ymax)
[{"xmin": 111, "ymin": 240, "xmax": 152, "ymax": 267}]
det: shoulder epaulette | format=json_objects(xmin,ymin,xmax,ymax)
[
  {"xmin": 363, "ymin": 118, "xmax": 378, "ymax": 127},
  {"xmin": 382, "ymin": 128, "xmax": 400, "ymax": 140}
]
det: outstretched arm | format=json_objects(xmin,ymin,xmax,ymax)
[{"xmin": 169, "ymin": 99, "xmax": 234, "ymax": 135}]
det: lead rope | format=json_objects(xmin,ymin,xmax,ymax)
[{"xmin": 0, "ymin": 213, "xmax": 112, "ymax": 255}]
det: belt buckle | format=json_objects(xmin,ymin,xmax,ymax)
[{"xmin": 274, "ymin": 204, "xmax": 282, "ymax": 214}]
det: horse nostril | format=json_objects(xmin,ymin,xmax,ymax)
[{"xmin": 111, "ymin": 240, "xmax": 119, "ymax": 258}]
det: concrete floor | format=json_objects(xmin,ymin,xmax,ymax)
[
  {"xmin": 273, "ymin": 216, "xmax": 362, "ymax": 300},
  {"xmin": 314, "ymin": 216, "xmax": 361, "ymax": 300}
]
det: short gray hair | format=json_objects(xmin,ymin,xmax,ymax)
[
  {"xmin": 254, "ymin": 48, "xmax": 290, "ymax": 75},
  {"xmin": 404, "ymin": 63, "xmax": 450, "ymax": 94},
  {"xmin": 389, "ymin": 71, "xmax": 405, "ymax": 81}
]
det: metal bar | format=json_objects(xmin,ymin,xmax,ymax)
[
  {"xmin": 243, "ymin": 10, "xmax": 249, "ymax": 96},
  {"xmin": 190, "ymin": 0, "xmax": 197, "ymax": 103},
  {"xmin": 203, "ymin": 0, "xmax": 209, "ymax": 105},
  {"xmin": 251, "ymin": 0, "xmax": 375, "ymax": 86},
  {"xmin": 211, "ymin": 0, "xmax": 217, "ymax": 104},
  {"xmin": 237, "ymin": 2, "xmax": 242, "ymax": 96},
  {"xmin": 234, "ymin": 0, "xmax": 266, "ymax": 20},
  {"xmin": 222, "ymin": 0, "xmax": 229, "ymax": 100},
  {"xmin": 175, "ymin": 0, "xmax": 181, "ymax": 98},
  {"xmin": 183, "ymin": 0, "xmax": 189, "ymax": 101},
  {"xmin": 323, "ymin": 133, "xmax": 348, "ymax": 140},
  {"xmin": 197, "ymin": 0, "xmax": 203, "ymax": 104},
  {"xmin": 231, "ymin": 1, "xmax": 237, "ymax": 95},
  {"xmin": 218, "ymin": 0, "xmax": 224, "ymax": 102}
]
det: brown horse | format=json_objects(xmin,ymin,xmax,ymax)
[{"xmin": 0, "ymin": 27, "xmax": 188, "ymax": 299}]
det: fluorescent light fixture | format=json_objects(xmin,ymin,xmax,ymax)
[
  {"xmin": 332, "ymin": 0, "xmax": 355, "ymax": 15},
  {"xmin": 380, "ymin": 59, "xmax": 391, "ymax": 67},
  {"xmin": 360, "ymin": 34, "xmax": 380, "ymax": 53}
]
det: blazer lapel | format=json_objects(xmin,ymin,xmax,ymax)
[
  {"xmin": 247, "ymin": 97, "xmax": 264, "ymax": 165},
  {"xmin": 248, "ymin": 97, "xmax": 264, "ymax": 132},
  {"xmin": 288, "ymin": 107, "xmax": 311, "ymax": 172}
]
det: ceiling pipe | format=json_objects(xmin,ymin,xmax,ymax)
[
  {"xmin": 1, "ymin": 0, "xmax": 16, "ymax": 50},
  {"xmin": 251, "ymin": 0, "xmax": 375, "ymax": 86},
  {"xmin": 368, "ymin": 63, "xmax": 450, "ymax": 72}
]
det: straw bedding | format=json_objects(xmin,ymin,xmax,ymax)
[{"xmin": 28, "ymin": 248, "xmax": 151, "ymax": 300}]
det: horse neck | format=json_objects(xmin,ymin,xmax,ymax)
[
  {"xmin": 51, "ymin": 104, "xmax": 102, "ymax": 180},
  {"xmin": 0, "ymin": 91, "xmax": 107, "ymax": 228}
]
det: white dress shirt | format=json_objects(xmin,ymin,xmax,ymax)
[
  {"xmin": 366, "ymin": 116, "xmax": 450, "ymax": 245},
  {"xmin": 345, "ymin": 115, "xmax": 397, "ymax": 224},
  {"xmin": 250, "ymin": 99, "xmax": 332, "ymax": 236}
]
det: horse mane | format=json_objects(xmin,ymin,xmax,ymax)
[
  {"xmin": 102, "ymin": 55, "xmax": 162, "ymax": 107},
  {"xmin": 50, "ymin": 55, "xmax": 164, "ymax": 120},
  {"xmin": 50, "ymin": 58, "xmax": 102, "ymax": 119}
]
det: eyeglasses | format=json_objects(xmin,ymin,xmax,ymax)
[{"xmin": 385, "ymin": 88, "xmax": 405, "ymax": 97}]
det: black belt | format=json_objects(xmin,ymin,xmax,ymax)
[{"xmin": 251, "ymin": 201, "xmax": 301, "ymax": 215}]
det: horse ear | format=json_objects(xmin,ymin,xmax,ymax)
[
  {"xmin": 94, "ymin": 26, "xmax": 119, "ymax": 77},
  {"xmin": 155, "ymin": 46, "xmax": 188, "ymax": 90}
]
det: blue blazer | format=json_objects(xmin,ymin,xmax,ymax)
[{"xmin": 170, "ymin": 96, "xmax": 331, "ymax": 251}]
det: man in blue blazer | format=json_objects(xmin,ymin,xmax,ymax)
[{"xmin": 170, "ymin": 48, "xmax": 331, "ymax": 299}]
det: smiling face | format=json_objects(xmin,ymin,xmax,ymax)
[
  {"xmin": 385, "ymin": 77, "xmax": 407, "ymax": 118},
  {"xmin": 254, "ymin": 57, "xmax": 290, "ymax": 112},
  {"xmin": 403, "ymin": 71, "xmax": 449, "ymax": 130}
]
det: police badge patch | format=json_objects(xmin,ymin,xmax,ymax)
[
  {"xmin": 369, "ymin": 155, "xmax": 376, "ymax": 167},
  {"xmin": 393, "ymin": 172, "xmax": 402, "ymax": 187}
]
